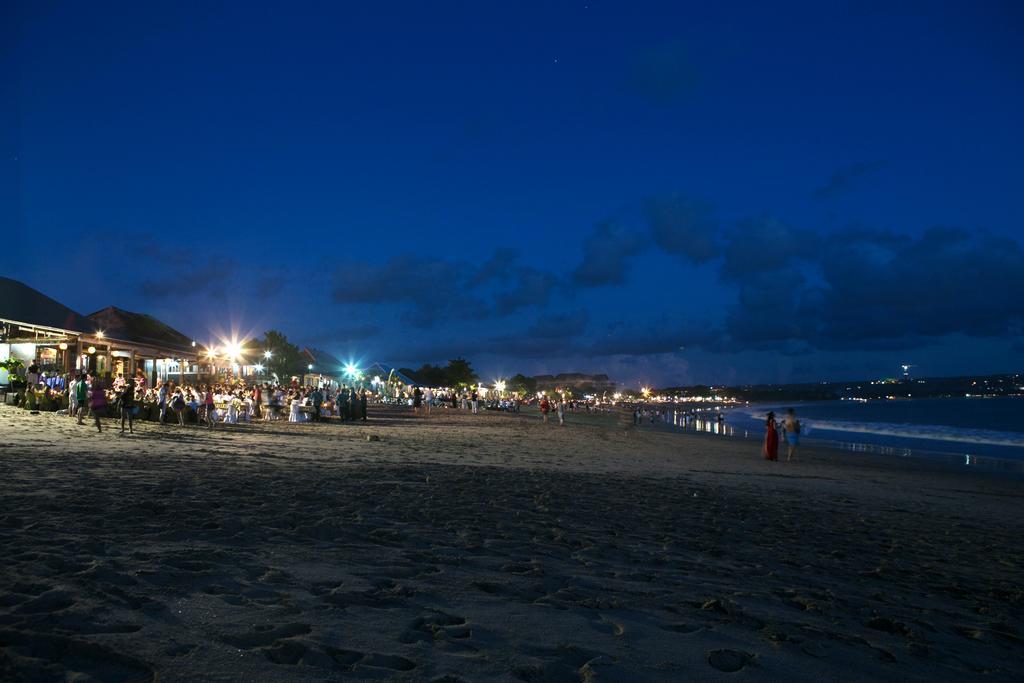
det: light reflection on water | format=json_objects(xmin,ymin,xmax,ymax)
[
  {"xmin": 664, "ymin": 409, "xmax": 741, "ymax": 438},
  {"xmin": 834, "ymin": 441, "xmax": 914, "ymax": 458}
]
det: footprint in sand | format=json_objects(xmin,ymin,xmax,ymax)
[
  {"xmin": 324, "ymin": 646, "xmax": 417, "ymax": 672},
  {"xmin": 0, "ymin": 630, "xmax": 155, "ymax": 682},
  {"xmin": 12, "ymin": 589, "xmax": 75, "ymax": 614},
  {"xmin": 707, "ymin": 649, "xmax": 755, "ymax": 673},
  {"xmin": 591, "ymin": 615, "xmax": 625, "ymax": 636},
  {"xmin": 400, "ymin": 612, "xmax": 471, "ymax": 644},
  {"xmin": 219, "ymin": 622, "xmax": 311, "ymax": 649},
  {"xmin": 262, "ymin": 639, "xmax": 309, "ymax": 665}
]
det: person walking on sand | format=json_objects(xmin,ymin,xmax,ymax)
[
  {"xmin": 782, "ymin": 408, "xmax": 801, "ymax": 461},
  {"xmin": 88, "ymin": 379, "xmax": 107, "ymax": 433},
  {"xmin": 310, "ymin": 386, "xmax": 323, "ymax": 422},
  {"xmin": 339, "ymin": 387, "xmax": 352, "ymax": 419},
  {"xmin": 359, "ymin": 389, "xmax": 368, "ymax": 421},
  {"xmin": 75, "ymin": 374, "xmax": 89, "ymax": 425},
  {"xmin": 68, "ymin": 374, "xmax": 80, "ymax": 419},
  {"xmin": 203, "ymin": 386, "xmax": 216, "ymax": 428},
  {"xmin": 471, "ymin": 389, "xmax": 479, "ymax": 414},
  {"xmin": 26, "ymin": 361, "xmax": 40, "ymax": 387},
  {"xmin": 423, "ymin": 387, "xmax": 433, "ymax": 416},
  {"xmin": 412, "ymin": 386, "xmax": 422, "ymax": 414},
  {"xmin": 556, "ymin": 399, "xmax": 566, "ymax": 426},
  {"xmin": 540, "ymin": 395, "xmax": 551, "ymax": 423},
  {"xmin": 170, "ymin": 388, "xmax": 187, "ymax": 425},
  {"xmin": 763, "ymin": 411, "xmax": 778, "ymax": 461},
  {"xmin": 157, "ymin": 381, "xmax": 168, "ymax": 424},
  {"xmin": 119, "ymin": 378, "xmax": 136, "ymax": 434}
]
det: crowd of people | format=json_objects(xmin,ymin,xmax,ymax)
[
  {"xmin": 57, "ymin": 369, "xmax": 375, "ymax": 434},
  {"xmin": 9, "ymin": 360, "xmax": 616, "ymax": 435}
]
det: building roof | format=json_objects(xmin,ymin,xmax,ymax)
[
  {"xmin": 0, "ymin": 277, "xmax": 90, "ymax": 334},
  {"xmin": 302, "ymin": 347, "xmax": 344, "ymax": 374},
  {"xmin": 366, "ymin": 362, "xmax": 419, "ymax": 386},
  {"xmin": 86, "ymin": 306, "xmax": 196, "ymax": 355}
]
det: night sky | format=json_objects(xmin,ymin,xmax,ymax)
[{"xmin": 4, "ymin": 1, "xmax": 1023, "ymax": 387}]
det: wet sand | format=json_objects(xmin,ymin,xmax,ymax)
[{"xmin": 0, "ymin": 404, "xmax": 1021, "ymax": 681}]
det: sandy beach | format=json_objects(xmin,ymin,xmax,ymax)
[{"xmin": 0, "ymin": 404, "xmax": 1021, "ymax": 682}]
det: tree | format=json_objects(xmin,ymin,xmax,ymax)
[
  {"xmin": 445, "ymin": 358, "xmax": 478, "ymax": 388},
  {"xmin": 1, "ymin": 357, "xmax": 25, "ymax": 388},
  {"xmin": 398, "ymin": 359, "xmax": 479, "ymax": 387},
  {"xmin": 415, "ymin": 364, "xmax": 448, "ymax": 387},
  {"xmin": 509, "ymin": 373, "xmax": 537, "ymax": 396},
  {"xmin": 260, "ymin": 330, "xmax": 303, "ymax": 381}
]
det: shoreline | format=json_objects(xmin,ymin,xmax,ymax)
[
  {"xmin": 654, "ymin": 418, "xmax": 1024, "ymax": 477},
  {"xmin": 634, "ymin": 401, "xmax": 1024, "ymax": 476}
]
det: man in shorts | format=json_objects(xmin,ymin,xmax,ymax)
[{"xmin": 783, "ymin": 408, "xmax": 801, "ymax": 461}]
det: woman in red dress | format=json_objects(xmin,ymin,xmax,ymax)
[{"xmin": 763, "ymin": 411, "xmax": 779, "ymax": 461}]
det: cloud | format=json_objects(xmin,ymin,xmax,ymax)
[
  {"xmin": 628, "ymin": 40, "xmax": 701, "ymax": 106},
  {"xmin": 714, "ymin": 226, "xmax": 1024, "ymax": 351},
  {"xmin": 813, "ymin": 227, "xmax": 1024, "ymax": 344},
  {"xmin": 720, "ymin": 216, "xmax": 819, "ymax": 281},
  {"xmin": 478, "ymin": 312, "xmax": 590, "ymax": 360},
  {"xmin": 470, "ymin": 247, "xmax": 518, "ymax": 286},
  {"xmin": 256, "ymin": 271, "xmax": 288, "ymax": 299},
  {"xmin": 331, "ymin": 255, "xmax": 488, "ymax": 328},
  {"xmin": 330, "ymin": 249, "xmax": 561, "ymax": 328},
  {"xmin": 723, "ymin": 269, "xmax": 817, "ymax": 346},
  {"xmin": 495, "ymin": 267, "xmax": 560, "ymax": 314},
  {"xmin": 139, "ymin": 260, "xmax": 235, "ymax": 300},
  {"xmin": 305, "ymin": 323, "xmax": 381, "ymax": 343},
  {"xmin": 572, "ymin": 220, "xmax": 646, "ymax": 287},
  {"xmin": 813, "ymin": 160, "xmax": 886, "ymax": 199},
  {"xmin": 587, "ymin": 318, "xmax": 722, "ymax": 357},
  {"xmin": 528, "ymin": 310, "xmax": 589, "ymax": 339},
  {"xmin": 644, "ymin": 193, "xmax": 719, "ymax": 263}
]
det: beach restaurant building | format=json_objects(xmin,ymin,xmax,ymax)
[{"xmin": 0, "ymin": 277, "xmax": 204, "ymax": 388}]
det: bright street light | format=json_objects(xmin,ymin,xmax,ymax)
[{"xmin": 223, "ymin": 339, "xmax": 243, "ymax": 361}]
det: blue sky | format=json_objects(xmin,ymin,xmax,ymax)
[{"xmin": 4, "ymin": 1, "xmax": 1022, "ymax": 386}]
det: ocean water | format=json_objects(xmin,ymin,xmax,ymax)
[{"xmin": 660, "ymin": 396, "xmax": 1024, "ymax": 473}]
